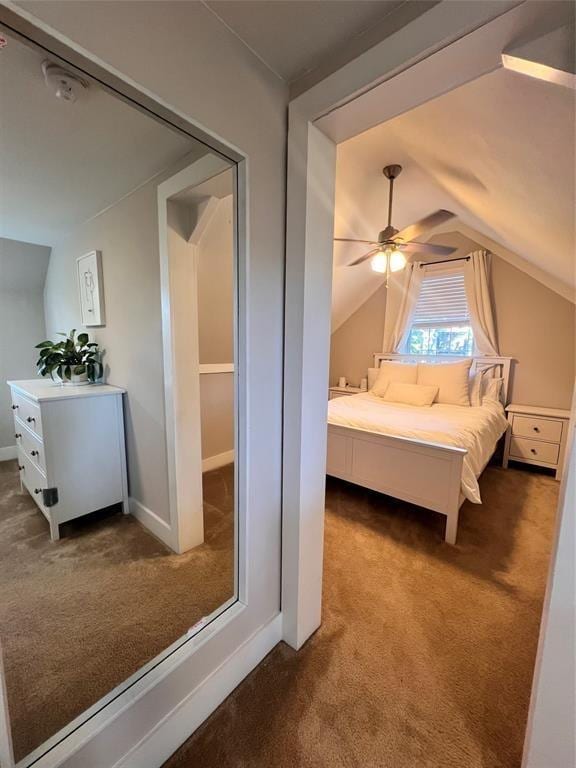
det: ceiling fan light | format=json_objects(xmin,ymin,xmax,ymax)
[
  {"xmin": 371, "ymin": 252, "xmax": 387, "ymax": 273},
  {"xmin": 389, "ymin": 249, "xmax": 407, "ymax": 272}
]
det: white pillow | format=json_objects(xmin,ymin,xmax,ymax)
[
  {"xmin": 383, "ymin": 382, "xmax": 438, "ymax": 407},
  {"xmin": 367, "ymin": 367, "xmax": 380, "ymax": 390},
  {"xmin": 371, "ymin": 361, "xmax": 417, "ymax": 398},
  {"xmin": 483, "ymin": 377, "xmax": 504, "ymax": 403},
  {"xmin": 417, "ymin": 359, "xmax": 472, "ymax": 406},
  {"xmin": 469, "ymin": 365, "xmax": 499, "ymax": 407}
]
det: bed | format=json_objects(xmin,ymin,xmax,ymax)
[{"xmin": 326, "ymin": 354, "xmax": 512, "ymax": 544}]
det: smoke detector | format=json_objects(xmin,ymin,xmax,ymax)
[{"xmin": 42, "ymin": 60, "xmax": 88, "ymax": 103}]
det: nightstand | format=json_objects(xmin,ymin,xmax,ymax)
[
  {"xmin": 328, "ymin": 386, "xmax": 362, "ymax": 400},
  {"xmin": 503, "ymin": 404, "xmax": 571, "ymax": 481}
]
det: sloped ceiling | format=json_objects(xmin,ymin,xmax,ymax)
[
  {"xmin": 332, "ymin": 66, "xmax": 575, "ymax": 330},
  {"xmin": 0, "ymin": 32, "xmax": 200, "ymax": 247}
]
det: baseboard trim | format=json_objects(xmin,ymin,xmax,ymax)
[
  {"xmin": 0, "ymin": 446, "xmax": 17, "ymax": 462},
  {"xmin": 202, "ymin": 450, "xmax": 234, "ymax": 473},
  {"xmin": 112, "ymin": 613, "xmax": 282, "ymax": 768},
  {"xmin": 129, "ymin": 497, "xmax": 173, "ymax": 549}
]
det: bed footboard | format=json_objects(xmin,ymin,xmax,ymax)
[{"xmin": 326, "ymin": 424, "xmax": 467, "ymax": 544}]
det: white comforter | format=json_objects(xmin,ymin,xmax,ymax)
[{"xmin": 327, "ymin": 393, "xmax": 508, "ymax": 503}]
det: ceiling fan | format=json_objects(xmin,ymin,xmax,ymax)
[{"xmin": 334, "ymin": 164, "xmax": 457, "ymax": 275}]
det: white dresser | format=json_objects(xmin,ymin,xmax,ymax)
[
  {"xmin": 503, "ymin": 403, "xmax": 571, "ymax": 481},
  {"xmin": 8, "ymin": 379, "xmax": 128, "ymax": 541}
]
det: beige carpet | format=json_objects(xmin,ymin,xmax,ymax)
[
  {"xmin": 164, "ymin": 465, "xmax": 557, "ymax": 768},
  {"xmin": 0, "ymin": 460, "xmax": 234, "ymax": 762}
]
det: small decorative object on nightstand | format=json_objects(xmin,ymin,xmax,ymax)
[
  {"xmin": 328, "ymin": 386, "xmax": 362, "ymax": 401},
  {"xmin": 503, "ymin": 404, "xmax": 571, "ymax": 480}
]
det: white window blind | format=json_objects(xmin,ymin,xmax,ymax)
[
  {"xmin": 411, "ymin": 272, "xmax": 469, "ymax": 327},
  {"xmin": 406, "ymin": 268, "xmax": 474, "ymax": 356}
]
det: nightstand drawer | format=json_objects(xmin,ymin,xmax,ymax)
[
  {"xmin": 509, "ymin": 437, "xmax": 559, "ymax": 465},
  {"xmin": 511, "ymin": 415, "xmax": 562, "ymax": 443}
]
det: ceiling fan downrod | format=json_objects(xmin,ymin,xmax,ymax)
[{"xmin": 382, "ymin": 164, "xmax": 402, "ymax": 239}]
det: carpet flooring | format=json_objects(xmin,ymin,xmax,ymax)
[
  {"xmin": 164, "ymin": 465, "xmax": 558, "ymax": 768},
  {"xmin": 0, "ymin": 460, "xmax": 235, "ymax": 762}
]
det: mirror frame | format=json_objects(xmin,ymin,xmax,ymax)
[{"xmin": 0, "ymin": 7, "xmax": 248, "ymax": 768}]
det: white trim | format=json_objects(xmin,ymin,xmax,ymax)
[
  {"xmin": 199, "ymin": 363, "xmax": 235, "ymax": 374},
  {"xmin": 111, "ymin": 613, "xmax": 282, "ymax": 768},
  {"xmin": 129, "ymin": 497, "xmax": 173, "ymax": 550},
  {"xmin": 158, "ymin": 155, "xmax": 231, "ymax": 554},
  {"xmin": 202, "ymin": 450, "xmax": 235, "ymax": 473},
  {"xmin": 0, "ymin": 446, "xmax": 17, "ymax": 462}
]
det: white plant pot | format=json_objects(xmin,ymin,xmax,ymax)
[
  {"xmin": 49, "ymin": 371, "xmax": 91, "ymax": 386},
  {"xmin": 63, "ymin": 372, "xmax": 91, "ymax": 386}
]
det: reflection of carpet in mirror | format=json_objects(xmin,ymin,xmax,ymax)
[
  {"xmin": 0, "ymin": 460, "xmax": 235, "ymax": 762},
  {"xmin": 165, "ymin": 466, "xmax": 557, "ymax": 768}
]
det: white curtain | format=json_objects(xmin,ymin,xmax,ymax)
[
  {"xmin": 382, "ymin": 263, "xmax": 423, "ymax": 352},
  {"xmin": 464, "ymin": 250, "xmax": 499, "ymax": 355}
]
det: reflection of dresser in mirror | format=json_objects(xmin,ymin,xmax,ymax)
[{"xmin": 8, "ymin": 379, "xmax": 128, "ymax": 541}]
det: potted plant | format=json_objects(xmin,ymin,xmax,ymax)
[{"xmin": 35, "ymin": 329, "xmax": 103, "ymax": 385}]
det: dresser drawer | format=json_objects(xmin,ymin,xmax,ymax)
[
  {"xmin": 15, "ymin": 420, "xmax": 46, "ymax": 474},
  {"xmin": 511, "ymin": 415, "xmax": 562, "ymax": 443},
  {"xmin": 18, "ymin": 448, "xmax": 48, "ymax": 514},
  {"xmin": 11, "ymin": 391, "xmax": 43, "ymax": 439},
  {"xmin": 509, "ymin": 437, "xmax": 560, "ymax": 465}
]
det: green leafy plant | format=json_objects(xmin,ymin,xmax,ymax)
[{"xmin": 35, "ymin": 329, "xmax": 102, "ymax": 383}]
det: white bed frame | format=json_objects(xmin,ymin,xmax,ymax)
[{"xmin": 326, "ymin": 354, "xmax": 512, "ymax": 545}]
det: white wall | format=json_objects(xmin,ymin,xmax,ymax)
[
  {"xmin": 0, "ymin": 238, "xmax": 51, "ymax": 457},
  {"xmin": 198, "ymin": 195, "xmax": 234, "ymax": 463},
  {"xmin": 12, "ymin": 2, "xmax": 287, "ymax": 765}
]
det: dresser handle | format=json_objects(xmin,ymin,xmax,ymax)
[
  {"xmin": 14, "ymin": 433, "xmax": 21, "ymax": 439},
  {"xmin": 18, "ymin": 465, "xmax": 24, "ymax": 471},
  {"xmin": 530, "ymin": 448, "xmax": 537, "ymax": 455},
  {"xmin": 11, "ymin": 404, "xmax": 18, "ymax": 410},
  {"xmin": 34, "ymin": 488, "xmax": 42, "ymax": 495},
  {"xmin": 532, "ymin": 426, "xmax": 540, "ymax": 433},
  {"xmin": 26, "ymin": 416, "xmax": 35, "ymax": 424},
  {"xmin": 31, "ymin": 450, "xmax": 39, "ymax": 457}
]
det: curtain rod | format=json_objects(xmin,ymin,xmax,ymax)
[{"xmin": 418, "ymin": 256, "xmax": 471, "ymax": 267}]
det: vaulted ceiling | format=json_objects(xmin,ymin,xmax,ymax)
[
  {"xmin": 332, "ymin": 66, "xmax": 575, "ymax": 330},
  {"xmin": 0, "ymin": 32, "xmax": 200, "ymax": 247}
]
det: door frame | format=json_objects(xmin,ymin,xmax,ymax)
[
  {"xmin": 157, "ymin": 156, "xmax": 235, "ymax": 555},
  {"xmin": 281, "ymin": 0, "xmax": 569, "ymax": 645}
]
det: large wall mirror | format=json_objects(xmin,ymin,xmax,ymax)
[{"xmin": 0, "ymin": 28, "xmax": 239, "ymax": 765}]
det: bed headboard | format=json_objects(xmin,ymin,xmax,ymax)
[{"xmin": 372, "ymin": 353, "xmax": 513, "ymax": 405}]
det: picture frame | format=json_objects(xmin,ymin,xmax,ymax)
[{"xmin": 76, "ymin": 250, "xmax": 105, "ymax": 327}]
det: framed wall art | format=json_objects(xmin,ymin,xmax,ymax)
[{"xmin": 76, "ymin": 250, "xmax": 105, "ymax": 327}]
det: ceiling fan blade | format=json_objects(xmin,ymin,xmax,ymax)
[
  {"xmin": 334, "ymin": 237, "xmax": 379, "ymax": 245},
  {"xmin": 394, "ymin": 210, "xmax": 455, "ymax": 243},
  {"xmin": 348, "ymin": 247, "xmax": 381, "ymax": 266},
  {"xmin": 400, "ymin": 242, "xmax": 457, "ymax": 256}
]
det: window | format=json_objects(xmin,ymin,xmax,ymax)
[{"xmin": 405, "ymin": 269, "xmax": 474, "ymax": 356}]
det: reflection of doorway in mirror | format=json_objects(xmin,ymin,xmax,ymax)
[{"xmin": 76, "ymin": 250, "xmax": 105, "ymax": 326}]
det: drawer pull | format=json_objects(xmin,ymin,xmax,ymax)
[
  {"xmin": 532, "ymin": 426, "xmax": 540, "ymax": 433},
  {"xmin": 11, "ymin": 404, "xmax": 18, "ymax": 410},
  {"xmin": 18, "ymin": 465, "xmax": 24, "ymax": 471},
  {"xmin": 14, "ymin": 433, "xmax": 21, "ymax": 439},
  {"xmin": 26, "ymin": 416, "xmax": 35, "ymax": 424},
  {"xmin": 34, "ymin": 488, "xmax": 42, "ymax": 495},
  {"xmin": 530, "ymin": 448, "xmax": 537, "ymax": 455},
  {"xmin": 30, "ymin": 450, "xmax": 39, "ymax": 457}
]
